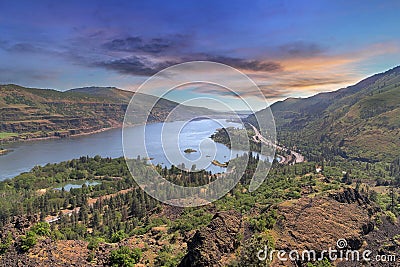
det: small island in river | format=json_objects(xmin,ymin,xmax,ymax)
[
  {"xmin": 183, "ymin": 148, "xmax": 197, "ymax": 153},
  {"xmin": 211, "ymin": 159, "xmax": 228, "ymax": 167},
  {"xmin": 184, "ymin": 148, "xmax": 197, "ymax": 153},
  {"xmin": 0, "ymin": 148, "xmax": 11, "ymax": 156}
]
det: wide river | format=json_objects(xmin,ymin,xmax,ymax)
[{"xmin": 0, "ymin": 119, "xmax": 270, "ymax": 180}]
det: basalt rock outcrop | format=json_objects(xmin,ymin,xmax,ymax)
[
  {"xmin": 330, "ymin": 187, "xmax": 370, "ymax": 205},
  {"xmin": 178, "ymin": 210, "xmax": 242, "ymax": 267}
]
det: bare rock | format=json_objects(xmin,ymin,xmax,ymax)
[{"xmin": 178, "ymin": 210, "xmax": 242, "ymax": 267}]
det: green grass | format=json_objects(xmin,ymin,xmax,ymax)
[{"xmin": 0, "ymin": 132, "xmax": 18, "ymax": 139}]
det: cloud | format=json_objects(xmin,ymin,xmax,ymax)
[
  {"xmin": 102, "ymin": 35, "xmax": 187, "ymax": 54},
  {"xmin": 190, "ymin": 84, "xmax": 243, "ymax": 98},
  {"xmin": 257, "ymin": 86, "xmax": 291, "ymax": 100},
  {"xmin": 96, "ymin": 34, "xmax": 283, "ymax": 75},
  {"xmin": 95, "ymin": 54, "xmax": 283, "ymax": 76},
  {"xmin": 0, "ymin": 67, "xmax": 59, "ymax": 83},
  {"xmin": 7, "ymin": 43, "xmax": 44, "ymax": 53},
  {"xmin": 185, "ymin": 82, "xmax": 288, "ymax": 101},
  {"xmin": 2, "ymin": 25, "xmax": 398, "ymax": 104},
  {"xmin": 279, "ymin": 41, "xmax": 325, "ymax": 58},
  {"xmin": 195, "ymin": 55, "xmax": 283, "ymax": 72},
  {"xmin": 95, "ymin": 56, "xmax": 180, "ymax": 76},
  {"xmin": 0, "ymin": 42, "xmax": 51, "ymax": 54},
  {"xmin": 274, "ymin": 76, "xmax": 354, "ymax": 89},
  {"xmin": 92, "ymin": 39, "xmax": 399, "ymax": 103}
]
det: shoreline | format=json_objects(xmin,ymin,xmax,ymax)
[{"xmin": 0, "ymin": 125, "xmax": 122, "ymax": 145}]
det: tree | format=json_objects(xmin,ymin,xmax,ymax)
[
  {"xmin": 341, "ymin": 172, "xmax": 352, "ymax": 185},
  {"xmin": 79, "ymin": 204, "xmax": 89, "ymax": 224},
  {"xmin": 92, "ymin": 210, "xmax": 101, "ymax": 229}
]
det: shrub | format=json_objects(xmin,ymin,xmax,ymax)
[
  {"xmin": 0, "ymin": 233, "xmax": 12, "ymax": 254},
  {"xmin": 307, "ymin": 257, "xmax": 332, "ymax": 267},
  {"xmin": 111, "ymin": 230, "xmax": 128, "ymax": 243},
  {"xmin": 154, "ymin": 245, "xmax": 184, "ymax": 267},
  {"xmin": 238, "ymin": 232, "xmax": 274, "ymax": 266},
  {"xmin": 249, "ymin": 209, "xmax": 278, "ymax": 232},
  {"xmin": 31, "ymin": 222, "xmax": 51, "ymax": 236},
  {"xmin": 20, "ymin": 231, "xmax": 37, "ymax": 251},
  {"xmin": 87, "ymin": 237, "xmax": 105, "ymax": 250},
  {"xmin": 386, "ymin": 211, "xmax": 397, "ymax": 224},
  {"xmin": 109, "ymin": 246, "xmax": 142, "ymax": 267}
]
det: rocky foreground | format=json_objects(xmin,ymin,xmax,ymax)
[{"xmin": 1, "ymin": 187, "xmax": 399, "ymax": 267}]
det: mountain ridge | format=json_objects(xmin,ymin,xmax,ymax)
[{"xmin": 248, "ymin": 65, "xmax": 400, "ymax": 162}]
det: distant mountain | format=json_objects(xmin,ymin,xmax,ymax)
[
  {"xmin": 0, "ymin": 85, "xmax": 216, "ymax": 142},
  {"xmin": 248, "ymin": 66, "xmax": 400, "ymax": 162},
  {"xmin": 67, "ymin": 86, "xmax": 134, "ymax": 103}
]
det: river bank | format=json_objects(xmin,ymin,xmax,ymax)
[{"xmin": 0, "ymin": 125, "xmax": 122, "ymax": 145}]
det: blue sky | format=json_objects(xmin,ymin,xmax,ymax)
[{"xmin": 0, "ymin": 0, "xmax": 400, "ymax": 106}]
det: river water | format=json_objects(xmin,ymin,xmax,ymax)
[{"xmin": 0, "ymin": 119, "xmax": 270, "ymax": 180}]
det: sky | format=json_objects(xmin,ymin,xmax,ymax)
[{"xmin": 1, "ymin": 0, "xmax": 400, "ymax": 109}]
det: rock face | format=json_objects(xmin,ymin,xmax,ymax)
[
  {"xmin": 330, "ymin": 187, "xmax": 380, "ymax": 217},
  {"xmin": 272, "ymin": 189, "xmax": 384, "ymax": 267},
  {"xmin": 178, "ymin": 211, "xmax": 242, "ymax": 267},
  {"xmin": 330, "ymin": 187, "xmax": 370, "ymax": 205},
  {"xmin": 276, "ymin": 197, "xmax": 371, "ymax": 253}
]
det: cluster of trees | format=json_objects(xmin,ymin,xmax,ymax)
[
  {"xmin": 0, "ymin": 156, "xmax": 145, "ymax": 226},
  {"xmin": 53, "ymin": 185, "xmax": 159, "ymax": 241},
  {"xmin": 155, "ymin": 164, "xmax": 216, "ymax": 187},
  {"xmin": 389, "ymin": 157, "xmax": 400, "ymax": 185},
  {"xmin": 210, "ymin": 126, "xmax": 262, "ymax": 152}
]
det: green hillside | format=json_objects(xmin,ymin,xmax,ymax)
[{"xmin": 249, "ymin": 66, "xmax": 400, "ymax": 162}]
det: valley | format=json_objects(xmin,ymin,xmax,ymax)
[{"xmin": 1, "ymin": 67, "xmax": 400, "ymax": 266}]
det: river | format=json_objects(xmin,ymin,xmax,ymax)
[{"xmin": 0, "ymin": 119, "xmax": 270, "ymax": 180}]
